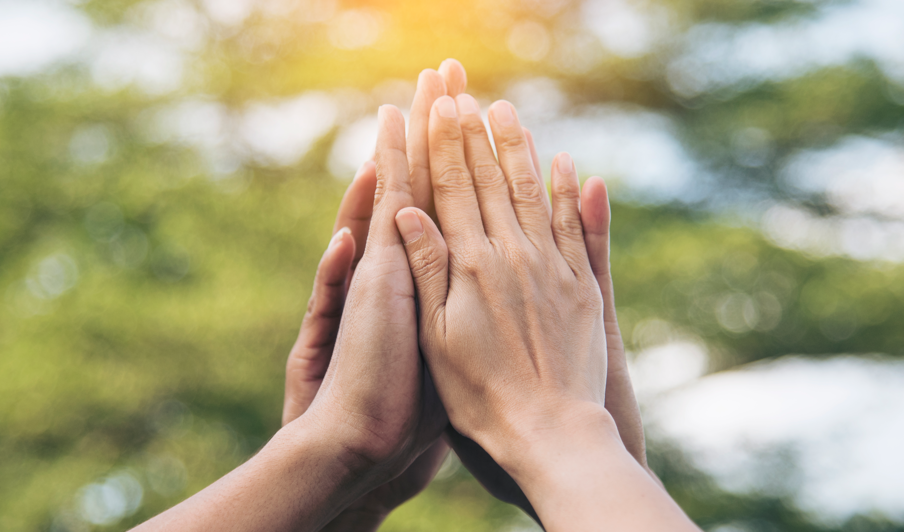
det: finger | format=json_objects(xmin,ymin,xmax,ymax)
[
  {"xmin": 439, "ymin": 58, "xmax": 467, "ymax": 97},
  {"xmin": 284, "ymin": 228, "xmax": 355, "ymax": 425},
  {"xmin": 581, "ymin": 177, "xmax": 647, "ymax": 467},
  {"xmin": 488, "ymin": 101, "xmax": 554, "ymax": 247},
  {"xmin": 408, "ymin": 69, "xmax": 447, "ymax": 217},
  {"xmin": 428, "ymin": 95, "xmax": 486, "ymax": 246},
  {"xmin": 523, "ymin": 127, "xmax": 552, "ymax": 218},
  {"xmin": 369, "ymin": 105, "xmax": 415, "ymax": 250},
  {"xmin": 395, "ymin": 207, "xmax": 449, "ymax": 334},
  {"xmin": 332, "ymin": 161, "xmax": 377, "ymax": 270},
  {"xmin": 455, "ymin": 94, "xmax": 521, "ymax": 238},
  {"xmin": 550, "ymin": 152, "xmax": 592, "ymax": 278}
]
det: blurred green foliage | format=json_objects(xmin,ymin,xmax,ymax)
[{"xmin": 2, "ymin": 0, "xmax": 903, "ymax": 531}]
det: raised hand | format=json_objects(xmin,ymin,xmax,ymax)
[
  {"xmin": 295, "ymin": 103, "xmax": 446, "ymax": 520},
  {"xmin": 283, "ymin": 161, "xmax": 376, "ymax": 427},
  {"xmin": 393, "ymin": 96, "xmax": 697, "ymax": 531},
  {"xmin": 438, "ymin": 104, "xmax": 660, "ymax": 524},
  {"xmin": 281, "ymin": 61, "xmax": 466, "ymax": 529}
]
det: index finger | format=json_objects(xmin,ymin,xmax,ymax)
[
  {"xmin": 369, "ymin": 105, "xmax": 415, "ymax": 250},
  {"xmin": 408, "ymin": 69, "xmax": 447, "ymax": 218}
]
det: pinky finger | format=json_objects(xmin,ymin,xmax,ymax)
[{"xmin": 284, "ymin": 229, "xmax": 356, "ymax": 424}]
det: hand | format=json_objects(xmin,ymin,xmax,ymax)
[
  {"xmin": 283, "ymin": 161, "xmax": 448, "ymax": 530},
  {"xmin": 444, "ymin": 125, "xmax": 659, "ymax": 522},
  {"xmin": 283, "ymin": 60, "xmax": 468, "ymax": 528},
  {"xmin": 393, "ymin": 96, "xmax": 696, "ymax": 530},
  {"xmin": 132, "ymin": 67, "xmax": 470, "ymax": 532},
  {"xmin": 395, "ymin": 94, "xmax": 609, "ymax": 463},
  {"xmin": 295, "ymin": 102, "xmax": 444, "ymax": 507}
]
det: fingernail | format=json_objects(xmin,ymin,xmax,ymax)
[
  {"xmin": 396, "ymin": 210, "xmax": 424, "ymax": 243},
  {"xmin": 557, "ymin": 152, "xmax": 574, "ymax": 175},
  {"xmin": 354, "ymin": 160, "xmax": 372, "ymax": 180},
  {"xmin": 419, "ymin": 68, "xmax": 437, "ymax": 82},
  {"xmin": 436, "ymin": 96, "xmax": 457, "ymax": 119},
  {"xmin": 491, "ymin": 101, "xmax": 515, "ymax": 126},
  {"xmin": 456, "ymin": 94, "xmax": 480, "ymax": 115},
  {"xmin": 330, "ymin": 227, "xmax": 351, "ymax": 248}
]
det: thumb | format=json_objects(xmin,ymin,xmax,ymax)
[{"xmin": 394, "ymin": 207, "xmax": 449, "ymax": 332}]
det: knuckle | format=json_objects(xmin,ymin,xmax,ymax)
[
  {"xmin": 553, "ymin": 177, "xmax": 580, "ymax": 201},
  {"xmin": 433, "ymin": 166, "xmax": 473, "ymax": 194},
  {"xmin": 373, "ymin": 176, "xmax": 411, "ymax": 206},
  {"xmin": 451, "ymin": 245, "xmax": 486, "ymax": 278},
  {"xmin": 575, "ymin": 282, "xmax": 603, "ymax": 314},
  {"xmin": 497, "ymin": 132, "xmax": 526, "ymax": 152},
  {"xmin": 471, "ymin": 163, "xmax": 504, "ymax": 185},
  {"xmin": 509, "ymin": 173, "xmax": 543, "ymax": 204},
  {"xmin": 411, "ymin": 245, "xmax": 445, "ymax": 277},
  {"xmin": 433, "ymin": 136, "xmax": 464, "ymax": 154},
  {"xmin": 502, "ymin": 243, "xmax": 535, "ymax": 272},
  {"xmin": 460, "ymin": 117, "xmax": 487, "ymax": 135},
  {"xmin": 553, "ymin": 213, "xmax": 585, "ymax": 237}
]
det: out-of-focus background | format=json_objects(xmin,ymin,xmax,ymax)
[{"xmin": 1, "ymin": 0, "xmax": 903, "ymax": 530}]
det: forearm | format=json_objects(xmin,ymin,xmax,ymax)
[
  {"xmin": 132, "ymin": 416, "xmax": 380, "ymax": 532},
  {"xmin": 494, "ymin": 405, "xmax": 699, "ymax": 532}
]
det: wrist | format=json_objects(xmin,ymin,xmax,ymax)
[
  {"xmin": 259, "ymin": 415, "xmax": 389, "ymax": 528},
  {"xmin": 481, "ymin": 400, "xmax": 623, "ymax": 481},
  {"xmin": 478, "ymin": 403, "xmax": 696, "ymax": 532}
]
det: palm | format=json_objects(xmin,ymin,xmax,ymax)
[{"xmin": 284, "ymin": 232, "xmax": 448, "ymax": 523}]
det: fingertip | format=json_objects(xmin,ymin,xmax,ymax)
[
  {"xmin": 488, "ymin": 100, "xmax": 517, "ymax": 127},
  {"xmin": 378, "ymin": 104, "xmax": 403, "ymax": 125},
  {"xmin": 320, "ymin": 227, "xmax": 355, "ymax": 283},
  {"xmin": 554, "ymin": 152, "xmax": 575, "ymax": 176},
  {"xmin": 395, "ymin": 207, "xmax": 426, "ymax": 244},
  {"xmin": 330, "ymin": 227, "xmax": 356, "ymax": 256},
  {"xmin": 439, "ymin": 58, "xmax": 467, "ymax": 96},
  {"xmin": 377, "ymin": 105, "xmax": 408, "ymax": 154},
  {"xmin": 354, "ymin": 159, "xmax": 376, "ymax": 181},
  {"xmin": 433, "ymin": 95, "xmax": 458, "ymax": 119},
  {"xmin": 581, "ymin": 176, "xmax": 611, "ymax": 233},
  {"xmin": 455, "ymin": 93, "xmax": 481, "ymax": 116},
  {"xmin": 330, "ymin": 226, "xmax": 352, "ymax": 247},
  {"xmin": 418, "ymin": 68, "xmax": 447, "ymax": 97}
]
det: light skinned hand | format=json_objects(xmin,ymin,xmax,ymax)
[
  {"xmin": 392, "ymin": 95, "xmax": 698, "ymax": 531},
  {"xmin": 281, "ymin": 58, "xmax": 543, "ymax": 526},
  {"xmin": 445, "ymin": 122, "xmax": 660, "ymax": 522}
]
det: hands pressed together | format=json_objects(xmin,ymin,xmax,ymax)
[{"xmin": 133, "ymin": 60, "xmax": 700, "ymax": 532}]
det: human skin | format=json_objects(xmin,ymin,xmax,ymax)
[
  {"xmin": 279, "ymin": 59, "xmax": 475, "ymax": 531},
  {"xmin": 289, "ymin": 86, "xmax": 660, "ymax": 529},
  {"xmin": 281, "ymin": 62, "xmax": 458, "ymax": 531},
  {"xmin": 131, "ymin": 103, "xmax": 449, "ymax": 532},
  {"xmin": 132, "ymin": 59, "xmax": 666, "ymax": 530},
  {"xmin": 392, "ymin": 95, "xmax": 700, "ymax": 531}
]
